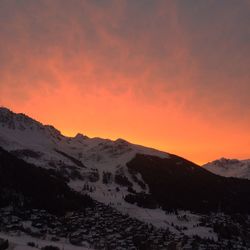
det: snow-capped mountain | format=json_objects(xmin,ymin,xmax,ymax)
[
  {"xmin": 2, "ymin": 106, "xmax": 250, "ymax": 217},
  {"xmin": 0, "ymin": 107, "xmax": 168, "ymax": 213},
  {"xmin": 203, "ymin": 158, "xmax": 250, "ymax": 180},
  {"xmin": 0, "ymin": 107, "xmax": 169, "ymax": 164},
  {"xmin": 2, "ymin": 107, "xmax": 250, "ymax": 248}
]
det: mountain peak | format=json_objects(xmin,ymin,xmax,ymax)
[
  {"xmin": 203, "ymin": 158, "xmax": 250, "ymax": 179},
  {"xmin": 212, "ymin": 158, "xmax": 241, "ymax": 165},
  {"xmin": 0, "ymin": 106, "xmax": 12, "ymax": 113},
  {"xmin": 0, "ymin": 107, "xmax": 63, "ymax": 140},
  {"xmin": 115, "ymin": 138, "xmax": 129, "ymax": 144},
  {"xmin": 0, "ymin": 107, "xmax": 43, "ymax": 129},
  {"xmin": 0, "ymin": 106, "xmax": 16, "ymax": 118},
  {"xmin": 74, "ymin": 133, "xmax": 89, "ymax": 140}
]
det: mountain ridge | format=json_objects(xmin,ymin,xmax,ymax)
[{"xmin": 1, "ymin": 107, "xmax": 250, "ymax": 216}]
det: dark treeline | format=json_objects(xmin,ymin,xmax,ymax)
[{"xmin": 0, "ymin": 147, "xmax": 93, "ymax": 214}]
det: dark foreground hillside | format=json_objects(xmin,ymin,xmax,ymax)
[
  {"xmin": 127, "ymin": 154, "xmax": 250, "ymax": 213},
  {"xmin": 0, "ymin": 147, "xmax": 93, "ymax": 214}
]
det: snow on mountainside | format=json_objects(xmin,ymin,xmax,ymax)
[
  {"xmin": 0, "ymin": 107, "xmax": 219, "ymax": 238},
  {"xmin": 203, "ymin": 158, "xmax": 250, "ymax": 179},
  {"xmin": 3, "ymin": 107, "xmax": 250, "ymax": 244},
  {"xmin": 0, "ymin": 107, "xmax": 170, "ymax": 219},
  {"xmin": 0, "ymin": 107, "xmax": 169, "ymax": 162},
  {"xmin": 0, "ymin": 107, "xmax": 169, "ymax": 168}
]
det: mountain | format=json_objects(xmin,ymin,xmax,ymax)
[
  {"xmin": 0, "ymin": 107, "xmax": 169, "ymax": 216},
  {"xmin": 0, "ymin": 107, "xmax": 168, "ymax": 204},
  {"xmin": 127, "ymin": 154, "xmax": 250, "ymax": 213},
  {"xmin": 1, "ymin": 107, "xmax": 250, "ymax": 215},
  {"xmin": 2, "ymin": 107, "xmax": 250, "ymax": 249},
  {"xmin": 203, "ymin": 158, "xmax": 250, "ymax": 180}
]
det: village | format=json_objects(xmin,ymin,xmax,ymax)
[
  {"xmin": 0, "ymin": 201, "xmax": 250, "ymax": 250},
  {"xmin": 0, "ymin": 202, "xmax": 177, "ymax": 250}
]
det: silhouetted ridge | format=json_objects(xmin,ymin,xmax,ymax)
[
  {"xmin": 127, "ymin": 154, "xmax": 250, "ymax": 213},
  {"xmin": 0, "ymin": 107, "xmax": 63, "ymax": 139}
]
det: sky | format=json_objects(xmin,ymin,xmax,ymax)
[{"xmin": 0, "ymin": 0, "xmax": 250, "ymax": 164}]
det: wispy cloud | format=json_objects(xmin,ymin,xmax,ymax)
[{"xmin": 0, "ymin": 0, "xmax": 249, "ymax": 163}]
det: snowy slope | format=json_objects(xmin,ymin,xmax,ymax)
[
  {"xmin": 203, "ymin": 158, "xmax": 250, "ymax": 179},
  {"xmin": 0, "ymin": 107, "xmax": 169, "ymax": 166},
  {"xmin": 0, "ymin": 107, "xmax": 169, "ymax": 208},
  {"xmin": 0, "ymin": 107, "xmax": 221, "ymax": 239}
]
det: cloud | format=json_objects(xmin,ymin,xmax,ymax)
[
  {"xmin": 0, "ymin": 0, "xmax": 191, "ymax": 93},
  {"xmin": 0, "ymin": 0, "xmax": 250, "ymax": 163},
  {"xmin": 0, "ymin": 0, "xmax": 249, "ymax": 108}
]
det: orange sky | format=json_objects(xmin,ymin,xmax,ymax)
[{"xmin": 0, "ymin": 0, "xmax": 250, "ymax": 164}]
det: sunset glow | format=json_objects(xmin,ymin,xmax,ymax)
[{"xmin": 0, "ymin": 0, "xmax": 250, "ymax": 164}]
